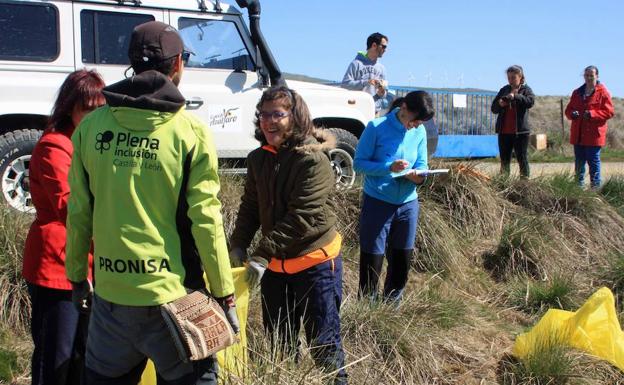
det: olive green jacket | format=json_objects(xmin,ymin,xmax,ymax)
[{"xmin": 230, "ymin": 129, "xmax": 338, "ymax": 262}]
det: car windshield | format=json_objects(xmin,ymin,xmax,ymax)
[{"xmin": 178, "ymin": 18, "xmax": 254, "ymax": 71}]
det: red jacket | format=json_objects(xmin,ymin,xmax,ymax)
[
  {"xmin": 565, "ymin": 83, "xmax": 614, "ymax": 146},
  {"xmin": 22, "ymin": 129, "xmax": 92, "ymax": 290}
]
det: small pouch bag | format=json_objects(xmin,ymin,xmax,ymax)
[{"xmin": 161, "ymin": 290, "xmax": 237, "ymax": 362}]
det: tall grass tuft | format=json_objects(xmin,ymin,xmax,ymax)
[
  {"xmin": 415, "ymin": 202, "xmax": 465, "ymax": 275},
  {"xmin": 510, "ymin": 275, "xmax": 577, "ymax": 314},
  {"xmin": 484, "ymin": 215, "xmax": 555, "ymax": 280},
  {"xmin": 499, "ymin": 334, "xmax": 575, "ymax": 385},
  {"xmin": 600, "ymin": 251, "xmax": 624, "ymax": 304},
  {"xmin": 0, "ymin": 205, "xmax": 31, "ymax": 332},
  {"xmin": 422, "ymin": 163, "xmax": 505, "ymax": 240},
  {"xmin": 600, "ymin": 175, "xmax": 624, "ymax": 216},
  {"xmin": 496, "ymin": 173, "xmax": 601, "ymax": 219}
]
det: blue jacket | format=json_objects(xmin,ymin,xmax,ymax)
[{"xmin": 354, "ymin": 108, "xmax": 428, "ymax": 205}]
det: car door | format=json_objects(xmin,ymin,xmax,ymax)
[
  {"xmin": 72, "ymin": 2, "xmax": 165, "ymax": 85},
  {"xmin": 168, "ymin": 10, "xmax": 263, "ymax": 159}
]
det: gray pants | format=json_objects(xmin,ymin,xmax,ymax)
[{"xmin": 86, "ymin": 295, "xmax": 218, "ymax": 384}]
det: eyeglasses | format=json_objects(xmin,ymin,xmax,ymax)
[
  {"xmin": 258, "ymin": 111, "xmax": 290, "ymax": 122},
  {"xmin": 181, "ymin": 51, "xmax": 192, "ymax": 65},
  {"xmin": 379, "ymin": 44, "xmax": 387, "ymax": 49}
]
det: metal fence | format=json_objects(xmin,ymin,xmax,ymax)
[{"xmin": 391, "ymin": 87, "xmax": 497, "ymax": 136}]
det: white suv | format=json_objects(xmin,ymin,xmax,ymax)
[{"xmin": 0, "ymin": 0, "xmax": 374, "ymax": 212}]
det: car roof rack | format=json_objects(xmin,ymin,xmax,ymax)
[
  {"xmin": 115, "ymin": 0, "xmax": 142, "ymax": 6},
  {"xmin": 198, "ymin": 0, "xmax": 222, "ymax": 12}
]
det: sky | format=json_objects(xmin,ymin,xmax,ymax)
[{"xmin": 251, "ymin": 0, "xmax": 624, "ymax": 97}]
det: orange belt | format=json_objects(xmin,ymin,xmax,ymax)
[{"xmin": 267, "ymin": 233, "xmax": 342, "ymax": 274}]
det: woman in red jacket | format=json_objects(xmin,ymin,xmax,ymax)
[
  {"xmin": 565, "ymin": 65, "xmax": 615, "ymax": 188},
  {"xmin": 22, "ymin": 69, "xmax": 104, "ymax": 385}
]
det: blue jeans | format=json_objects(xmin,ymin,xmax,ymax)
[
  {"xmin": 359, "ymin": 194, "xmax": 419, "ymax": 254},
  {"xmin": 359, "ymin": 194, "xmax": 419, "ymax": 302},
  {"xmin": 574, "ymin": 145, "xmax": 601, "ymax": 187}
]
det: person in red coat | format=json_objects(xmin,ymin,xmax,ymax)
[
  {"xmin": 22, "ymin": 69, "xmax": 104, "ymax": 385},
  {"xmin": 565, "ymin": 65, "xmax": 615, "ymax": 188}
]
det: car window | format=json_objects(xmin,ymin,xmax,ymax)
[
  {"xmin": 0, "ymin": 2, "xmax": 59, "ymax": 62},
  {"xmin": 81, "ymin": 10, "xmax": 154, "ymax": 65},
  {"xmin": 178, "ymin": 18, "xmax": 254, "ymax": 71}
]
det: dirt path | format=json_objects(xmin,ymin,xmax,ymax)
[{"xmin": 468, "ymin": 162, "xmax": 624, "ymax": 179}]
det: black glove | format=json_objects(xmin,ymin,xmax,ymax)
[
  {"xmin": 71, "ymin": 280, "xmax": 93, "ymax": 314},
  {"xmin": 217, "ymin": 294, "xmax": 240, "ymax": 335},
  {"xmin": 571, "ymin": 110, "xmax": 580, "ymax": 120},
  {"xmin": 583, "ymin": 110, "xmax": 591, "ymax": 120},
  {"xmin": 229, "ymin": 247, "xmax": 247, "ymax": 267}
]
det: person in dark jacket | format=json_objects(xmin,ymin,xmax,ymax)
[
  {"xmin": 22, "ymin": 69, "xmax": 104, "ymax": 385},
  {"xmin": 229, "ymin": 86, "xmax": 347, "ymax": 385},
  {"xmin": 565, "ymin": 65, "xmax": 615, "ymax": 188},
  {"xmin": 491, "ymin": 65, "xmax": 535, "ymax": 177}
]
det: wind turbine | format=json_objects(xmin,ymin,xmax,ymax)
[{"xmin": 407, "ymin": 71, "xmax": 416, "ymax": 88}]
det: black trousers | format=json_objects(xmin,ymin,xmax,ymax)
[
  {"xmin": 359, "ymin": 248, "xmax": 413, "ymax": 302},
  {"xmin": 28, "ymin": 283, "xmax": 87, "ymax": 385},
  {"xmin": 498, "ymin": 133, "xmax": 530, "ymax": 177}
]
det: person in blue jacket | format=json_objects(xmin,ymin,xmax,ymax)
[{"xmin": 354, "ymin": 90, "xmax": 434, "ymax": 303}]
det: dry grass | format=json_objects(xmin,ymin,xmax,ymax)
[
  {"xmin": 531, "ymin": 95, "xmax": 624, "ymax": 150},
  {"xmin": 4, "ymin": 167, "xmax": 624, "ymax": 383}
]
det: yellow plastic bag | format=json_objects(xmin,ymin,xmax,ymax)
[
  {"xmin": 513, "ymin": 287, "xmax": 624, "ymax": 372},
  {"xmin": 139, "ymin": 267, "xmax": 250, "ymax": 384}
]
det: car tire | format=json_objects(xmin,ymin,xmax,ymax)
[
  {"xmin": 0, "ymin": 129, "xmax": 42, "ymax": 213},
  {"xmin": 325, "ymin": 127, "xmax": 358, "ymax": 189}
]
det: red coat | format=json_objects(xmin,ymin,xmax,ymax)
[
  {"xmin": 565, "ymin": 83, "xmax": 614, "ymax": 146},
  {"xmin": 22, "ymin": 129, "xmax": 92, "ymax": 290}
]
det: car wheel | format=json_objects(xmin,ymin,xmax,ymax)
[
  {"xmin": 0, "ymin": 129, "xmax": 42, "ymax": 213},
  {"xmin": 325, "ymin": 128, "xmax": 358, "ymax": 189}
]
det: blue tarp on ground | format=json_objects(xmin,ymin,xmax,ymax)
[{"xmin": 433, "ymin": 135, "xmax": 499, "ymax": 158}]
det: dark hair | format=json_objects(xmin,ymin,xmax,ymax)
[
  {"xmin": 389, "ymin": 91, "xmax": 435, "ymax": 121},
  {"xmin": 584, "ymin": 65, "xmax": 599, "ymax": 75},
  {"xmin": 47, "ymin": 69, "xmax": 105, "ymax": 133},
  {"xmin": 506, "ymin": 65, "xmax": 525, "ymax": 84},
  {"xmin": 253, "ymin": 86, "xmax": 315, "ymax": 146},
  {"xmin": 131, "ymin": 56, "xmax": 178, "ymax": 76},
  {"xmin": 366, "ymin": 32, "xmax": 388, "ymax": 49}
]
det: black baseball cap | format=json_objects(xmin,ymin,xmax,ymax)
[{"xmin": 128, "ymin": 21, "xmax": 191, "ymax": 64}]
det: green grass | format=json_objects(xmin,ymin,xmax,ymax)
[
  {"xmin": 502, "ymin": 343, "xmax": 574, "ymax": 385},
  {"xmin": 600, "ymin": 176, "xmax": 624, "ymax": 216},
  {"xmin": 601, "ymin": 252, "xmax": 624, "ymax": 300},
  {"xmin": 0, "ymin": 206, "xmax": 31, "ymax": 333},
  {"xmin": 499, "ymin": 336, "xmax": 575, "ymax": 385},
  {"xmin": 0, "ymin": 347, "xmax": 18, "ymax": 382},
  {"xmin": 510, "ymin": 276, "xmax": 577, "ymax": 314},
  {"xmin": 484, "ymin": 216, "xmax": 550, "ymax": 280}
]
